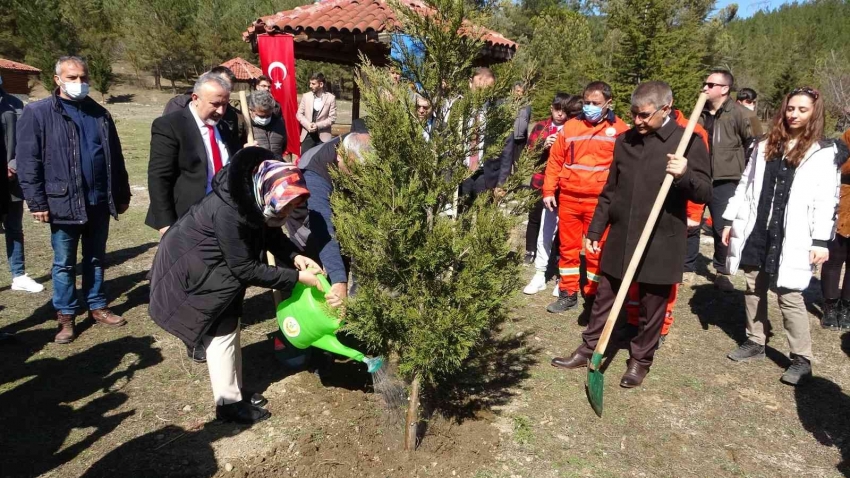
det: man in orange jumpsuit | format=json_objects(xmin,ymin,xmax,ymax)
[
  {"xmin": 543, "ymin": 82, "xmax": 629, "ymax": 313},
  {"xmin": 625, "ymin": 108, "xmax": 710, "ymax": 343}
]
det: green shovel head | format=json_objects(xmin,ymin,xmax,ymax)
[{"xmin": 585, "ymin": 352, "xmax": 605, "ymax": 417}]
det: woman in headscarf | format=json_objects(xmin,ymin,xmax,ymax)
[{"xmin": 149, "ymin": 147, "xmax": 341, "ymax": 424}]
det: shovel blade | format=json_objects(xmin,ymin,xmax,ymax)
[{"xmin": 585, "ymin": 352, "xmax": 605, "ymax": 417}]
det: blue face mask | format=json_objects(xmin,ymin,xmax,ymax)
[{"xmin": 583, "ymin": 104, "xmax": 605, "ymax": 123}]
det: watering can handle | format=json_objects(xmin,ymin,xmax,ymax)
[{"xmin": 316, "ymin": 274, "xmax": 332, "ymax": 294}]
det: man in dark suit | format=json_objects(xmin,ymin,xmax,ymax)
[
  {"xmin": 146, "ymin": 72, "xmax": 245, "ymax": 236},
  {"xmin": 551, "ymin": 81, "xmax": 711, "ymax": 388},
  {"xmin": 459, "ymin": 67, "xmax": 503, "ymax": 200}
]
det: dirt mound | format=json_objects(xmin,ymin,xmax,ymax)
[{"xmin": 243, "ymin": 370, "xmax": 501, "ymax": 478}]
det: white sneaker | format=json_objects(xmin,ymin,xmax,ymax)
[
  {"xmin": 12, "ymin": 274, "xmax": 44, "ymax": 293},
  {"xmin": 523, "ymin": 273, "xmax": 547, "ymax": 295},
  {"xmin": 552, "ymin": 281, "xmax": 560, "ymax": 297}
]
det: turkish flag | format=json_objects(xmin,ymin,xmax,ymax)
[{"xmin": 258, "ymin": 34, "xmax": 301, "ymax": 159}]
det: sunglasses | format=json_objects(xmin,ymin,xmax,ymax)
[
  {"xmin": 791, "ymin": 87, "xmax": 819, "ymax": 99},
  {"xmin": 703, "ymin": 82, "xmax": 728, "ymax": 89}
]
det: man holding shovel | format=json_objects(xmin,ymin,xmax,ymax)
[{"xmin": 551, "ymin": 81, "xmax": 711, "ymax": 388}]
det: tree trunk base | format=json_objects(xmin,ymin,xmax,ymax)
[{"xmin": 404, "ymin": 373, "xmax": 421, "ymax": 451}]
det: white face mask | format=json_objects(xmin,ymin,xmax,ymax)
[
  {"xmin": 60, "ymin": 80, "xmax": 89, "ymax": 101},
  {"xmin": 744, "ymin": 104, "xmax": 755, "ymax": 111},
  {"xmin": 253, "ymin": 115, "xmax": 271, "ymax": 126}
]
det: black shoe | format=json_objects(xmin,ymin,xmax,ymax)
[
  {"xmin": 523, "ymin": 251, "xmax": 535, "ymax": 265},
  {"xmin": 0, "ymin": 332, "xmax": 14, "ymax": 344},
  {"xmin": 727, "ymin": 339, "xmax": 765, "ymax": 362},
  {"xmin": 547, "ymin": 291, "xmax": 578, "ymax": 313},
  {"xmin": 821, "ymin": 299, "xmax": 841, "ymax": 329},
  {"xmin": 187, "ymin": 343, "xmax": 207, "ymax": 363},
  {"xmin": 839, "ymin": 300, "xmax": 850, "ymax": 330},
  {"xmin": 243, "ymin": 391, "xmax": 268, "ymax": 408},
  {"xmin": 780, "ymin": 354, "xmax": 812, "ymax": 386},
  {"xmin": 216, "ymin": 400, "xmax": 271, "ymax": 425}
]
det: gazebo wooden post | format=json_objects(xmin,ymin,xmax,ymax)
[{"xmin": 352, "ymin": 73, "xmax": 361, "ymax": 120}]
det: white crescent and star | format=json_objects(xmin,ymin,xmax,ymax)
[{"xmin": 267, "ymin": 62, "xmax": 287, "ymax": 89}]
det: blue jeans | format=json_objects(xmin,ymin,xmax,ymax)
[
  {"xmin": 50, "ymin": 204, "xmax": 111, "ymax": 315},
  {"xmin": 4, "ymin": 201, "xmax": 25, "ymax": 277}
]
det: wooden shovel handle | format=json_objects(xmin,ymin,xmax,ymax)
[
  {"xmin": 592, "ymin": 92, "xmax": 708, "ymax": 356},
  {"xmin": 238, "ymin": 90, "xmax": 256, "ymax": 145}
]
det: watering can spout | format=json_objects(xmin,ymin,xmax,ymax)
[{"xmin": 311, "ymin": 334, "xmax": 366, "ymax": 362}]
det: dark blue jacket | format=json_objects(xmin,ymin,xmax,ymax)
[{"xmin": 16, "ymin": 89, "xmax": 131, "ymax": 225}]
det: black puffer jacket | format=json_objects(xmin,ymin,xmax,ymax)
[{"xmin": 148, "ymin": 147, "xmax": 300, "ymax": 346}]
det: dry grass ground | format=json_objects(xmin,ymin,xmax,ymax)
[{"xmin": 0, "ymin": 82, "xmax": 848, "ymax": 477}]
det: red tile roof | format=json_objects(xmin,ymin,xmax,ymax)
[
  {"xmin": 244, "ymin": 0, "xmax": 516, "ymax": 51},
  {"xmin": 0, "ymin": 58, "xmax": 41, "ymax": 74},
  {"xmin": 220, "ymin": 57, "xmax": 263, "ymax": 81}
]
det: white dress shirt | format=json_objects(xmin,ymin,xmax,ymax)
[{"xmin": 189, "ymin": 104, "xmax": 231, "ymax": 193}]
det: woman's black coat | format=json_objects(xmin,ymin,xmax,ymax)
[{"xmin": 148, "ymin": 147, "xmax": 300, "ymax": 346}]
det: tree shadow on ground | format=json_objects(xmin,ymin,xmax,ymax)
[
  {"xmin": 425, "ymin": 329, "xmax": 540, "ymax": 424},
  {"xmin": 795, "ymin": 375, "xmax": 850, "ymax": 477},
  {"xmin": 0, "ymin": 335, "xmax": 163, "ymax": 478},
  {"xmin": 689, "ymin": 283, "xmax": 747, "ymax": 343},
  {"xmin": 79, "ymin": 416, "xmax": 270, "ymax": 478},
  {"xmin": 0, "ymin": 241, "xmax": 156, "ymax": 293},
  {"xmin": 803, "ymin": 276, "xmax": 824, "ymax": 319},
  {"xmin": 105, "ymin": 94, "xmax": 135, "ymax": 104},
  {"xmin": 0, "ymin": 243, "xmax": 157, "ymax": 337},
  {"xmin": 689, "ymin": 282, "xmax": 795, "ymax": 368}
]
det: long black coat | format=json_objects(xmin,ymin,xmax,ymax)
[
  {"xmin": 145, "ymin": 107, "xmax": 243, "ymax": 230},
  {"xmin": 148, "ymin": 147, "xmax": 300, "ymax": 346},
  {"xmin": 587, "ymin": 119, "xmax": 712, "ymax": 285}
]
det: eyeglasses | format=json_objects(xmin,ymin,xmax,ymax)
[
  {"xmin": 630, "ymin": 108, "xmax": 661, "ymax": 121},
  {"xmin": 703, "ymin": 82, "xmax": 728, "ymax": 89},
  {"xmin": 791, "ymin": 87, "xmax": 819, "ymax": 99}
]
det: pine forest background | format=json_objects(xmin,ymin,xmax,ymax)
[{"xmin": 0, "ymin": 0, "xmax": 848, "ymax": 131}]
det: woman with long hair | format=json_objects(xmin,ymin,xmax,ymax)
[
  {"xmin": 819, "ymin": 128, "xmax": 850, "ymax": 329},
  {"xmin": 721, "ymin": 87, "xmax": 840, "ymax": 386}
]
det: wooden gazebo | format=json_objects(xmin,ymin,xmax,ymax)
[
  {"xmin": 220, "ymin": 57, "xmax": 264, "ymax": 92},
  {"xmin": 243, "ymin": 0, "xmax": 517, "ymax": 120},
  {"xmin": 0, "ymin": 58, "xmax": 41, "ymax": 96}
]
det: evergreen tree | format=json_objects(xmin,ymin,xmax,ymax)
[
  {"xmin": 606, "ymin": 0, "xmax": 711, "ymax": 115},
  {"xmin": 329, "ymin": 0, "xmax": 535, "ymax": 450},
  {"xmin": 88, "ymin": 50, "xmax": 114, "ymax": 101},
  {"xmin": 768, "ymin": 67, "xmax": 798, "ymax": 111},
  {"xmin": 511, "ymin": 6, "xmax": 595, "ymax": 118}
]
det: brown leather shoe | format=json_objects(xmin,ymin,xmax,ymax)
[
  {"xmin": 55, "ymin": 313, "xmax": 76, "ymax": 344},
  {"xmin": 89, "ymin": 308, "xmax": 127, "ymax": 327},
  {"xmin": 620, "ymin": 360, "xmax": 650, "ymax": 388},
  {"xmin": 551, "ymin": 350, "xmax": 591, "ymax": 369}
]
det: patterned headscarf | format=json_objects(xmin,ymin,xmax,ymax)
[{"xmin": 252, "ymin": 160, "xmax": 310, "ymax": 219}]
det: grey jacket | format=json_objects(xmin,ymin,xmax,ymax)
[
  {"xmin": 0, "ymin": 88, "xmax": 24, "ymax": 200},
  {"xmin": 251, "ymin": 116, "xmax": 288, "ymax": 158}
]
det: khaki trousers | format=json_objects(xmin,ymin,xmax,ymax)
[
  {"xmin": 742, "ymin": 267, "xmax": 813, "ymax": 360},
  {"xmin": 201, "ymin": 323, "xmax": 243, "ymax": 406}
]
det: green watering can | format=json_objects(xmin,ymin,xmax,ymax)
[{"xmin": 276, "ymin": 274, "xmax": 383, "ymax": 373}]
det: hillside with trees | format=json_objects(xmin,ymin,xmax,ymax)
[{"xmin": 1, "ymin": 0, "xmax": 847, "ymax": 129}]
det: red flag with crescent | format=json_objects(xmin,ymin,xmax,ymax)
[{"xmin": 258, "ymin": 34, "xmax": 301, "ymax": 159}]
